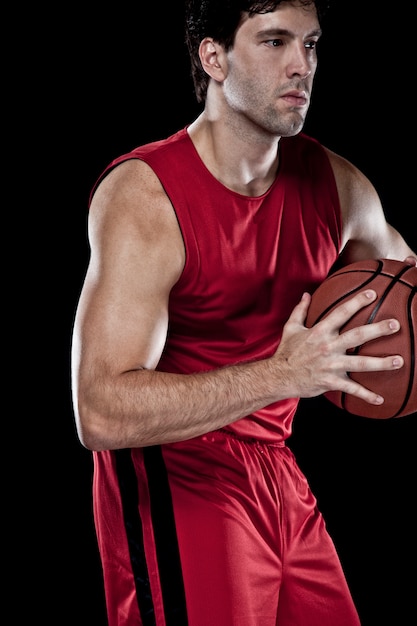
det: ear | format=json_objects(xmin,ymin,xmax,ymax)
[{"xmin": 199, "ymin": 37, "xmax": 226, "ymax": 80}]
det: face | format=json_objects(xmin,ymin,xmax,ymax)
[{"xmin": 221, "ymin": 1, "xmax": 321, "ymax": 137}]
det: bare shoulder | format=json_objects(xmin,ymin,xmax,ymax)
[
  {"xmin": 323, "ymin": 146, "xmax": 380, "ymax": 207},
  {"xmin": 322, "ymin": 146, "xmax": 401, "ymax": 261},
  {"xmin": 323, "ymin": 146, "xmax": 383, "ymax": 223},
  {"xmin": 89, "ymin": 158, "xmax": 185, "ymax": 283},
  {"xmin": 91, "ymin": 158, "xmax": 181, "ymax": 236}
]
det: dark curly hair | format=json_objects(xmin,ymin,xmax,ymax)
[{"xmin": 185, "ymin": 0, "xmax": 330, "ymax": 103}]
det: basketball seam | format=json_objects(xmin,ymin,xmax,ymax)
[{"xmin": 395, "ymin": 286, "xmax": 417, "ymax": 417}]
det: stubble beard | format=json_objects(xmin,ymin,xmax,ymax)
[{"xmin": 263, "ymin": 105, "xmax": 307, "ymax": 137}]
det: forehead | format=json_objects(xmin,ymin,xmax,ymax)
[{"xmin": 237, "ymin": 2, "xmax": 320, "ymax": 38}]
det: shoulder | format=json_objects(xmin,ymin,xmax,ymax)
[
  {"xmin": 90, "ymin": 158, "xmax": 174, "ymax": 236},
  {"xmin": 89, "ymin": 157, "xmax": 184, "ymax": 265},
  {"xmin": 90, "ymin": 128, "xmax": 190, "ymax": 205},
  {"xmin": 321, "ymin": 146, "xmax": 392, "ymax": 259},
  {"xmin": 322, "ymin": 146, "xmax": 384, "ymax": 235},
  {"xmin": 323, "ymin": 146, "xmax": 379, "ymax": 204}
]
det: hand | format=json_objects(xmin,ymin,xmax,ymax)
[
  {"xmin": 274, "ymin": 290, "xmax": 403, "ymax": 405},
  {"xmin": 403, "ymin": 255, "xmax": 417, "ymax": 267}
]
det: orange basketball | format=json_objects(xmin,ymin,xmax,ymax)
[{"xmin": 305, "ymin": 258, "xmax": 417, "ymax": 419}]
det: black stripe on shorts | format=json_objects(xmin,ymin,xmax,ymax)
[{"xmin": 116, "ymin": 447, "xmax": 188, "ymax": 625}]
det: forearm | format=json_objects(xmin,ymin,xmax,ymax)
[{"xmin": 74, "ymin": 358, "xmax": 284, "ymax": 451}]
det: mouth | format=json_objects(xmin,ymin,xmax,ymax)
[{"xmin": 280, "ymin": 90, "xmax": 308, "ymax": 107}]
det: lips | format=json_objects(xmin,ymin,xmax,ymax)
[{"xmin": 281, "ymin": 91, "xmax": 308, "ymax": 106}]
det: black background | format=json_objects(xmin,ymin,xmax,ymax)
[{"xmin": 33, "ymin": 2, "xmax": 416, "ymax": 624}]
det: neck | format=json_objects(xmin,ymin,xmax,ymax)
[{"xmin": 187, "ymin": 112, "xmax": 280, "ymax": 197}]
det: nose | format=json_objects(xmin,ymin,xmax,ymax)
[{"xmin": 286, "ymin": 42, "xmax": 314, "ymax": 79}]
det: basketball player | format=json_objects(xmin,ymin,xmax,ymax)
[{"xmin": 71, "ymin": 1, "xmax": 417, "ymax": 624}]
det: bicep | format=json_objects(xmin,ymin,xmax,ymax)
[{"xmin": 73, "ymin": 160, "xmax": 185, "ymax": 380}]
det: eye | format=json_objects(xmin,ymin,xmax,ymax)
[
  {"xmin": 266, "ymin": 39, "xmax": 284, "ymax": 47},
  {"xmin": 305, "ymin": 40, "xmax": 318, "ymax": 50}
]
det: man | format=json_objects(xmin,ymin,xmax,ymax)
[{"xmin": 71, "ymin": 1, "xmax": 416, "ymax": 624}]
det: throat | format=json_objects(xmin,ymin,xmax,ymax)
[{"xmin": 217, "ymin": 157, "xmax": 280, "ymax": 197}]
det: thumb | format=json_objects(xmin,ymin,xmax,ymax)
[{"xmin": 287, "ymin": 292, "xmax": 311, "ymax": 326}]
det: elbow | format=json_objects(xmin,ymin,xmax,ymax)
[
  {"xmin": 76, "ymin": 421, "xmax": 104, "ymax": 452},
  {"xmin": 73, "ymin": 397, "xmax": 115, "ymax": 452}
]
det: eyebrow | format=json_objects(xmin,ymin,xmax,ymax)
[{"xmin": 256, "ymin": 27, "xmax": 322, "ymax": 40}]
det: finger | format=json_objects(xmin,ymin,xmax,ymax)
[
  {"xmin": 328, "ymin": 355, "xmax": 403, "ymax": 406},
  {"xmin": 318, "ymin": 289, "xmax": 378, "ymax": 328},
  {"xmin": 336, "ymin": 376, "xmax": 385, "ymax": 406},
  {"xmin": 343, "ymin": 353, "xmax": 404, "ymax": 373},
  {"xmin": 339, "ymin": 318, "xmax": 401, "ymax": 352},
  {"xmin": 403, "ymin": 255, "xmax": 417, "ymax": 267},
  {"xmin": 289, "ymin": 292, "xmax": 311, "ymax": 325}
]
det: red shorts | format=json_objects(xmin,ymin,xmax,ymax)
[{"xmin": 94, "ymin": 430, "xmax": 360, "ymax": 625}]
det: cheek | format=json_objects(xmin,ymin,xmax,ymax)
[{"xmin": 224, "ymin": 64, "xmax": 270, "ymax": 108}]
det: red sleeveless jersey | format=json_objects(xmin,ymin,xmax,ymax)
[
  {"xmin": 88, "ymin": 130, "xmax": 352, "ymax": 626},
  {"xmin": 91, "ymin": 128, "xmax": 341, "ymax": 442}
]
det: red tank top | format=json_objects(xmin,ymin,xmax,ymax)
[{"xmin": 92, "ymin": 128, "xmax": 341, "ymax": 442}]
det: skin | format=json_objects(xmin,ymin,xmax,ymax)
[{"xmin": 72, "ymin": 1, "xmax": 416, "ymax": 451}]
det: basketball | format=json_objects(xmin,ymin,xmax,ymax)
[{"xmin": 305, "ymin": 258, "xmax": 417, "ymax": 419}]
